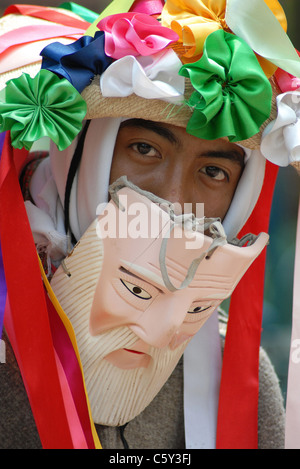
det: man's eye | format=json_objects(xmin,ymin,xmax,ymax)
[
  {"xmin": 120, "ymin": 279, "xmax": 152, "ymax": 299},
  {"xmin": 187, "ymin": 305, "xmax": 211, "ymax": 314},
  {"xmin": 131, "ymin": 143, "xmax": 159, "ymax": 157},
  {"xmin": 200, "ymin": 166, "xmax": 228, "ymax": 181}
]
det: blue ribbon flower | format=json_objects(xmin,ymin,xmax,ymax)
[{"xmin": 41, "ymin": 31, "xmax": 113, "ymax": 93}]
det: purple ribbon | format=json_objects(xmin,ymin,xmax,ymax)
[{"xmin": 0, "ymin": 132, "xmax": 7, "ymax": 339}]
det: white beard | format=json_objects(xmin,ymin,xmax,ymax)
[
  {"xmin": 70, "ymin": 323, "xmax": 189, "ymax": 426},
  {"xmin": 50, "ymin": 220, "xmax": 189, "ymax": 426}
]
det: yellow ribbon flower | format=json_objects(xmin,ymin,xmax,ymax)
[{"xmin": 161, "ymin": 0, "xmax": 287, "ymax": 72}]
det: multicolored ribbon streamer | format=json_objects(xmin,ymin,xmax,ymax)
[
  {"xmin": 0, "ymin": 132, "xmax": 6, "ymax": 340},
  {"xmin": 4, "ymin": 4, "xmax": 91, "ymax": 30},
  {"xmin": 0, "ymin": 26, "xmax": 85, "ymax": 55},
  {"xmin": 216, "ymin": 160, "xmax": 278, "ymax": 449},
  {"xmin": 41, "ymin": 261, "xmax": 101, "ymax": 449},
  {"xmin": 0, "ymin": 134, "xmax": 100, "ymax": 448}
]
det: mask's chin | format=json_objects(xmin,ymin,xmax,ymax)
[
  {"xmin": 77, "ymin": 326, "xmax": 190, "ymax": 426},
  {"xmin": 50, "ymin": 218, "xmax": 191, "ymax": 426}
]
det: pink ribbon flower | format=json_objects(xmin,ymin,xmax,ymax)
[{"xmin": 97, "ymin": 12, "xmax": 179, "ymax": 59}]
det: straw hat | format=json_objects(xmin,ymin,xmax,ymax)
[
  {"xmin": 82, "ymin": 74, "xmax": 281, "ymax": 151},
  {"xmin": 0, "ymin": 6, "xmax": 287, "ymax": 155}
]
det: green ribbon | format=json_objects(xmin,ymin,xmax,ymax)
[
  {"xmin": 179, "ymin": 30, "xmax": 272, "ymax": 142},
  {"xmin": 0, "ymin": 70, "xmax": 87, "ymax": 151},
  {"xmin": 59, "ymin": 2, "xmax": 99, "ymax": 23}
]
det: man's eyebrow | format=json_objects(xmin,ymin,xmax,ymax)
[
  {"xmin": 201, "ymin": 150, "xmax": 245, "ymax": 168},
  {"xmin": 120, "ymin": 119, "xmax": 245, "ymax": 166},
  {"xmin": 120, "ymin": 119, "xmax": 180, "ymax": 146}
]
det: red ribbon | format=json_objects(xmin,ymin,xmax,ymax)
[
  {"xmin": 0, "ymin": 134, "xmax": 92, "ymax": 448},
  {"xmin": 216, "ymin": 160, "xmax": 279, "ymax": 449},
  {"xmin": 4, "ymin": 4, "xmax": 91, "ymax": 30},
  {"xmin": 45, "ymin": 291, "xmax": 97, "ymax": 448}
]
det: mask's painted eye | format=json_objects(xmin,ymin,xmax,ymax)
[
  {"xmin": 187, "ymin": 305, "xmax": 211, "ymax": 314},
  {"xmin": 120, "ymin": 279, "xmax": 152, "ymax": 299}
]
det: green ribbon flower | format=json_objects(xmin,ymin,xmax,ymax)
[
  {"xmin": 0, "ymin": 69, "xmax": 87, "ymax": 151},
  {"xmin": 179, "ymin": 29, "xmax": 272, "ymax": 142}
]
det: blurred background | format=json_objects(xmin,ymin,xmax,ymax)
[{"xmin": 0, "ymin": 0, "xmax": 299, "ymax": 401}]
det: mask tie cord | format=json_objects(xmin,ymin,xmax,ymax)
[{"xmin": 159, "ymin": 218, "xmax": 227, "ymax": 292}]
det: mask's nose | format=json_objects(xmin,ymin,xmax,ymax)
[{"xmin": 129, "ymin": 294, "xmax": 190, "ymax": 349}]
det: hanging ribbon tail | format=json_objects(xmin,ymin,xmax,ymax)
[
  {"xmin": 216, "ymin": 160, "xmax": 278, "ymax": 449},
  {"xmin": 285, "ymin": 196, "xmax": 300, "ymax": 448},
  {"xmin": 225, "ymin": 0, "xmax": 300, "ymax": 78},
  {"xmin": 40, "ymin": 257, "xmax": 102, "ymax": 449},
  {"xmin": 3, "ymin": 4, "xmax": 91, "ymax": 30},
  {"xmin": 0, "ymin": 134, "xmax": 100, "ymax": 449},
  {"xmin": 0, "ymin": 132, "xmax": 7, "ymax": 339},
  {"xmin": 0, "ymin": 243, "xmax": 6, "ymax": 341}
]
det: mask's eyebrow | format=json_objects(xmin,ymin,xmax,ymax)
[
  {"xmin": 202, "ymin": 150, "xmax": 245, "ymax": 168},
  {"xmin": 119, "ymin": 263, "xmax": 166, "ymax": 293},
  {"xmin": 120, "ymin": 119, "xmax": 180, "ymax": 146}
]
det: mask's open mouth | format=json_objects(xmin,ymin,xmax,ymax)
[
  {"xmin": 123, "ymin": 348, "xmax": 145, "ymax": 355},
  {"xmin": 104, "ymin": 343, "xmax": 152, "ymax": 370}
]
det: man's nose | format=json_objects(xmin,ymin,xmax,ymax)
[
  {"xmin": 143, "ymin": 167, "xmax": 189, "ymax": 211},
  {"xmin": 129, "ymin": 295, "xmax": 189, "ymax": 349},
  {"xmin": 155, "ymin": 181, "xmax": 186, "ymax": 211}
]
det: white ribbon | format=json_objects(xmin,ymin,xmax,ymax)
[
  {"xmin": 285, "ymin": 200, "xmax": 300, "ymax": 449},
  {"xmin": 261, "ymin": 92, "xmax": 300, "ymax": 166},
  {"xmin": 184, "ymin": 309, "xmax": 222, "ymax": 449},
  {"xmin": 225, "ymin": 0, "xmax": 300, "ymax": 78},
  {"xmin": 100, "ymin": 48, "xmax": 185, "ymax": 103}
]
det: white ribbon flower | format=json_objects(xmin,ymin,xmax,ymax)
[
  {"xmin": 261, "ymin": 91, "xmax": 300, "ymax": 166},
  {"xmin": 100, "ymin": 48, "xmax": 185, "ymax": 103}
]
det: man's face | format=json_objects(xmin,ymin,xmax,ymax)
[
  {"xmin": 110, "ymin": 119, "xmax": 245, "ymax": 220},
  {"xmin": 50, "ymin": 120, "xmax": 246, "ymax": 426}
]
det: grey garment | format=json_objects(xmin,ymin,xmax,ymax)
[
  {"xmin": 0, "ymin": 330, "xmax": 285, "ymax": 449},
  {"xmin": 96, "ymin": 345, "xmax": 286, "ymax": 450},
  {"xmin": 0, "ymin": 331, "xmax": 42, "ymax": 449}
]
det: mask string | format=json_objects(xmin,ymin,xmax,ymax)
[
  {"xmin": 159, "ymin": 219, "xmax": 227, "ymax": 292},
  {"xmin": 108, "ymin": 176, "xmax": 228, "ymax": 292},
  {"xmin": 109, "ymin": 175, "xmax": 175, "ymax": 210},
  {"xmin": 229, "ymin": 233, "xmax": 259, "ymax": 247}
]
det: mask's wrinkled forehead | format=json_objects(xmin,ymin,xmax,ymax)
[{"xmin": 96, "ymin": 177, "xmax": 269, "ymax": 299}]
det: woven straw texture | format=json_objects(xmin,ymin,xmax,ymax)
[
  {"xmin": 0, "ymin": 11, "xmax": 298, "ymax": 165},
  {"xmin": 82, "ymin": 75, "xmax": 281, "ymax": 150}
]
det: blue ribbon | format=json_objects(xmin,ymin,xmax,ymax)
[{"xmin": 41, "ymin": 31, "xmax": 113, "ymax": 93}]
